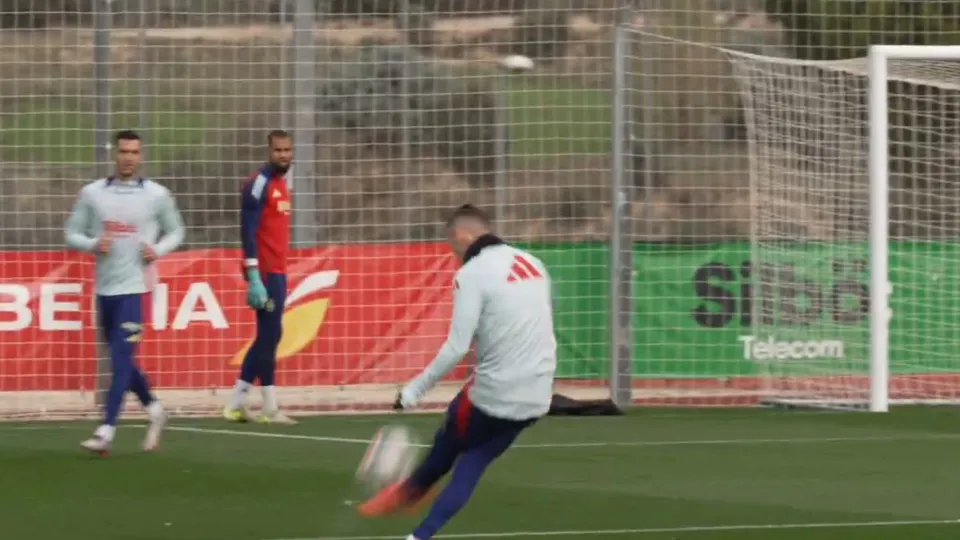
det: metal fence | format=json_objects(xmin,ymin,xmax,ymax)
[{"xmin": 6, "ymin": 1, "xmax": 958, "ymax": 416}]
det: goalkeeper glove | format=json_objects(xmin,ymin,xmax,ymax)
[
  {"xmin": 393, "ymin": 391, "xmax": 404, "ymax": 411},
  {"xmin": 245, "ymin": 268, "xmax": 269, "ymax": 310},
  {"xmin": 395, "ymin": 386, "xmax": 418, "ymax": 411}
]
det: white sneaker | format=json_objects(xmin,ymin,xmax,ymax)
[
  {"xmin": 223, "ymin": 405, "xmax": 256, "ymax": 423},
  {"xmin": 257, "ymin": 410, "xmax": 298, "ymax": 425},
  {"xmin": 143, "ymin": 408, "xmax": 167, "ymax": 452},
  {"xmin": 80, "ymin": 436, "xmax": 111, "ymax": 456}
]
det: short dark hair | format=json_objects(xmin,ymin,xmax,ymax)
[
  {"xmin": 114, "ymin": 130, "xmax": 141, "ymax": 144},
  {"xmin": 267, "ymin": 129, "xmax": 292, "ymax": 145},
  {"xmin": 446, "ymin": 204, "xmax": 490, "ymax": 227}
]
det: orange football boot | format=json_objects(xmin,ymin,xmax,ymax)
[
  {"xmin": 404, "ymin": 485, "xmax": 440, "ymax": 515},
  {"xmin": 358, "ymin": 482, "xmax": 441, "ymax": 517},
  {"xmin": 357, "ymin": 482, "xmax": 414, "ymax": 517}
]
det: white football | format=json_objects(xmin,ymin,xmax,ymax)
[
  {"xmin": 355, "ymin": 425, "xmax": 421, "ymax": 491},
  {"xmin": 500, "ymin": 54, "xmax": 535, "ymax": 72}
]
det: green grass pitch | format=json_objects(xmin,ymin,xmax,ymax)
[{"xmin": 3, "ymin": 408, "xmax": 960, "ymax": 540}]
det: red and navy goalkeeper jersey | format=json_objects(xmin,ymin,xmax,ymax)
[{"xmin": 241, "ymin": 165, "xmax": 291, "ymax": 275}]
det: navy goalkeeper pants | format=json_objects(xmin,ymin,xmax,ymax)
[
  {"xmin": 239, "ymin": 272, "xmax": 287, "ymax": 386},
  {"xmin": 98, "ymin": 294, "xmax": 155, "ymax": 426},
  {"xmin": 407, "ymin": 390, "xmax": 539, "ymax": 540}
]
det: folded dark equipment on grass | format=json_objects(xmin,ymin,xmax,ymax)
[{"xmin": 548, "ymin": 393, "xmax": 623, "ymax": 416}]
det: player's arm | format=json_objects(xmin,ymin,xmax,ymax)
[
  {"xmin": 150, "ymin": 189, "xmax": 186, "ymax": 257},
  {"xmin": 240, "ymin": 175, "xmax": 268, "ymax": 277},
  {"xmin": 399, "ymin": 272, "xmax": 482, "ymax": 409},
  {"xmin": 64, "ymin": 189, "xmax": 98, "ymax": 252}
]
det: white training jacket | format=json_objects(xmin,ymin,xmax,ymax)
[{"xmin": 401, "ymin": 240, "xmax": 557, "ymax": 421}]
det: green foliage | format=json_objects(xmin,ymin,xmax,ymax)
[
  {"xmin": 1, "ymin": 0, "xmax": 89, "ymax": 28},
  {"xmin": 325, "ymin": 0, "xmax": 528, "ymax": 16},
  {"xmin": 512, "ymin": 10, "xmax": 571, "ymax": 60},
  {"xmin": 318, "ymin": 44, "xmax": 499, "ymax": 186},
  {"xmin": 0, "ymin": 0, "xmax": 542, "ymax": 29},
  {"xmin": 0, "ymin": 0, "xmax": 285, "ymax": 29},
  {"xmin": 0, "ymin": 0, "xmax": 538, "ymax": 29},
  {"xmin": 398, "ymin": 3, "xmax": 436, "ymax": 49},
  {"xmin": 767, "ymin": 0, "xmax": 960, "ymax": 60}
]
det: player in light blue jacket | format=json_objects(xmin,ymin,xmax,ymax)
[
  {"xmin": 359, "ymin": 204, "xmax": 557, "ymax": 540},
  {"xmin": 64, "ymin": 130, "xmax": 185, "ymax": 455}
]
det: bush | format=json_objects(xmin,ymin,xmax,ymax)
[
  {"xmin": 317, "ymin": 44, "xmax": 499, "ymax": 187},
  {"xmin": 1, "ymin": 0, "xmax": 90, "ymax": 28},
  {"xmin": 0, "ymin": 0, "xmax": 287, "ymax": 29},
  {"xmin": 511, "ymin": 10, "xmax": 570, "ymax": 60},
  {"xmin": 0, "ymin": 0, "xmax": 572, "ymax": 30},
  {"xmin": 325, "ymin": 0, "xmax": 529, "ymax": 16},
  {"xmin": 397, "ymin": 3, "xmax": 436, "ymax": 49},
  {"xmin": 766, "ymin": 0, "xmax": 960, "ymax": 61}
]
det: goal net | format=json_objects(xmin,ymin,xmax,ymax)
[
  {"xmin": 623, "ymin": 22, "xmax": 960, "ymax": 410},
  {"xmin": 0, "ymin": 3, "xmax": 619, "ymax": 420},
  {"xmin": 723, "ymin": 46, "xmax": 960, "ymax": 409}
]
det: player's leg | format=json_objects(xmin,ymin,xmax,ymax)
[
  {"xmin": 82, "ymin": 294, "xmax": 161, "ymax": 453},
  {"xmin": 128, "ymin": 364, "xmax": 167, "ymax": 451},
  {"xmin": 224, "ymin": 299, "xmax": 267, "ymax": 421},
  {"xmin": 82, "ymin": 295, "xmax": 118, "ymax": 453},
  {"xmin": 92, "ymin": 295, "xmax": 135, "ymax": 448},
  {"xmin": 224, "ymin": 341, "xmax": 262, "ymax": 421},
  {"xmin": 257, "ymin": 273, "xmax": 294, "ymax": 424},
  {"xmin": 409, "ymin": 415, "xmax": 533, "ymax": 540},
  {"xmin": 111, "ymin": 294, "xmax": 167, "ymax": 451},
  {"xmin": 406, "ymin": 393, "xmax": 468, "ymax": 493},
  {"xmin": 127, "ymin": 367, "xmax": 153, "ymax": 407},
  {"xmin": 357, "ymin": 394, "xmax": 468, "ymax": 517}
]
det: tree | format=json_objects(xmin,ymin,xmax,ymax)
[{"xmin": 766, "ymin": 0, "xmax": 960, "ymax": 60}]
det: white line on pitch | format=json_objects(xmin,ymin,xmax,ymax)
[
  {"xmin": 514, "ymin": 433, "xmax": 960, "ymax": 448},
  {"xmin": 4, "ymin": 424, "xmax": 89, "ymax": 431},
  {"xmin": 7, "ymin": 423, "xmax": 960, "ymax": 450},
  {"xmin": 265, "ymin": 518, "xmax": 960, "ymax": 540},
  {"xmin": 153, "ymin": 425, "xmax": 960, "ymax": 449},
  {"xmin": 0, "ymin": 406, "xmax": 898, "ymax": 431},
  {"xmin": 162, "ymin": 425, "xmax": 372, "ymax": 444}
]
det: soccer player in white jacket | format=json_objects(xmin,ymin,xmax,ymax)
[
  {"xmin": 64, "ymin": 130, "xmax": 186, "ymax": 455},
  {"xmin": 357, "ymin": 204, "xmax": 557, "ymax": 540}
]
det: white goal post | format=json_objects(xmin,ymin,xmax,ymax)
[{"xmin": 723, "ymin": 43, "xmax": 960, "ymax": 412}]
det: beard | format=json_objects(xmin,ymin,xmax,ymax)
[{"xmin": 272, "ymin": 162, "xmax": 291, "ymax": 174}]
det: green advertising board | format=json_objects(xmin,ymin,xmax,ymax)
[{"xmin": 525, "ymin": 243, "xmax": 960, "ymax": 380}]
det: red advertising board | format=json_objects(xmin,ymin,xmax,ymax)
[{"xmin": 0, "ymin": 246, "xmax": 470, "ymax": 391}]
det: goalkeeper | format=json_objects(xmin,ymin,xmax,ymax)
[
  {"xmin": 64, "ymin": 130, "xmax": 185, "ymax": 455},
  {"xmin": 357, "ymin": 204, "xmax": 558, "ymax": 540},
  {"xmin": 223, "ymin": 130, "xmax": 296, "ymax": 425}
]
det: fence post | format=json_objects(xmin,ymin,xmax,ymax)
[
  {"xmin": 609, "ymin": 4, "xmax": 634, "ymax": 409},
  {"xmin": 493, "ymin": 76, "xmax": 508, "ymax": 224},
  {"xmin": 280, "ymin": 0, "xmax": 291, "ymax": 131},
  {"xmin": 291, "ymin": 0, "xmax": 319, "ymax": 246},
  {"xmin": 92, "ymin": 0, "xmax": 113, "ymax": 408},
  {"xmin": 397, "ymin": 0, "xmax": 413, "ymax": 241},
  {"xmin": 137, "ymin": 0, "xmax": 148, "ymax": 165}
]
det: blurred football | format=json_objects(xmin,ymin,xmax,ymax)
[{"xmin": 500, "ymin": 54, "xmax": 535, "ymax": 72}]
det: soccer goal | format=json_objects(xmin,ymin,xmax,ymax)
[{"xmin": 722, "ymin": 44, "xmax": 960, "ymax": 411}]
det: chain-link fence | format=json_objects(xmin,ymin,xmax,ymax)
[{"xmin": 4, "ymin": 0, "xmax": 960, "ymax": 416}]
